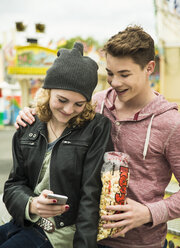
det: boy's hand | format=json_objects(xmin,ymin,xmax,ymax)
[
  {"xmin": 14, "ymin": 107, "xmax": 36, "ymax": 129},
  {"xmin": 101, "ymin": 198, "xmax": 152, "ymax": 237}
]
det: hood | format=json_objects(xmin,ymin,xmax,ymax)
[
  {"xmin": 101, "ymin": 87, "xmax": 178, "ymax": 119},
  {"xmin": 100, "ymin": 88, "xmax": 178, "ymax": 160}
]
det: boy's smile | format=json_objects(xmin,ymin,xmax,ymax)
[{"xmin": 106, "ymin": 54, "xmax": 155, "ymax": 109}]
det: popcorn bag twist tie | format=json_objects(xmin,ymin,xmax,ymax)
[{"xmin": 97, "ymin": 151, "xmax": 130, "ymax": 241}]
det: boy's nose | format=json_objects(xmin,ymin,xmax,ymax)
[{"xmin": 111, "ymin": 78, "xmax": 123, "ymax": 88}]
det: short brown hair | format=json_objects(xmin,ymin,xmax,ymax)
[
  {"xmin": 34, "ymin": 88, "xmax": 96, "ymax": 127},
  {"xmin": 103, "ymin": 25, "xmax": 155, "ymax": 69}
]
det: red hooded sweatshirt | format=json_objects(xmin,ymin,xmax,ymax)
[{"xmin": 93, "ymin": 88, "xmax": 180, "ymax": 248}]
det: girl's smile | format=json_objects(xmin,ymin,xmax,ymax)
[{"xmin": 49, "ymin": 89, "xmax": 87, "ymax": 127}]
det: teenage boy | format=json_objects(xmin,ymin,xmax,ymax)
[{"xmin": 15, "ymin": 25, "xmax": 180, "ymax": 248}]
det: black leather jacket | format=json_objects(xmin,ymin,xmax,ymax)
[{"xmin": 3, "ymin": 113, "xmax": 112, "ymax": 248}]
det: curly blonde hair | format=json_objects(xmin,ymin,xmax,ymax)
[{"xmin": 34, "ymin": 88, "xmax": 96, "ymax": 127}]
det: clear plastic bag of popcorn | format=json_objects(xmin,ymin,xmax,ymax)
[{"xmin": 97, "ymin": 151, "xmax": 130, "ymax": 241}]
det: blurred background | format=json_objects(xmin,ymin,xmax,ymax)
[
  {"xmin": 0, "ymin": 0, "xmax": 180, "ymax": 246},
  {"xmin": 0, "ymin": 0, "xmax": 180, "ymax": 125}
]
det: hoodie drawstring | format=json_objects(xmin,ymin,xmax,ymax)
[
  {"xmin": 100, "ymin": 99, "xmax": 105, "ymax": 114},
  {"xmin": 143, "ymin": 114, "xmax": 155, "ymax": 160},
  {"xmin": 100, "ymin": 95, "xmax": 155, "ymax": 160}
]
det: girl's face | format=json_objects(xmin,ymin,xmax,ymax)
[{"xmin": 49, "ymin": 89, "xmax": 87, "ymax": 125}]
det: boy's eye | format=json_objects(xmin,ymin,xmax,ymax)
[
  {"xmin": 121, "ymin": 74, "xmax": 129, "ymax": 78},
  {"xmin": 107, "ymin": 72, "xmax": 113, "ymax": 76}
]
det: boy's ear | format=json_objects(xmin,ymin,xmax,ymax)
[{"xmin": 146, "ymin": 60, "xmax": 155, "ymax": 74}]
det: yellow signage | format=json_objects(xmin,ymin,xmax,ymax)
[{"xmin": 7, "ymin": 45, "xmax": 57, "ymax": 75}]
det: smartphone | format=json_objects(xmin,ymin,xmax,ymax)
[{"xmin": 47, "ymin": 193, "xmax": 68, "ymax": 205}]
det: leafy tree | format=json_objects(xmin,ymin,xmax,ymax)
[{"xmin": 57, "ymin": 36, "xmax": 101, "ymax": 50}]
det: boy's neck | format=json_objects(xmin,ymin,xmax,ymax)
[{"xmin": 115, "ymin": 89, "xmax": 156, "ymax": 120}]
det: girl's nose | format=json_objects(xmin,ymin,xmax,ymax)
[{"xmin": 63, "ymin": 104, "xmax": 74, "ymax": 115}]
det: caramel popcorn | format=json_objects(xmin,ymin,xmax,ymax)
[{"xmin": 97, "ymin": 152, "xmax": 130, "ymax": 241}]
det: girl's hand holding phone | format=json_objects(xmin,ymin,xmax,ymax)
[{"xmin": 29, "ymin": 190, "xmax": 69, "ymax": 218}]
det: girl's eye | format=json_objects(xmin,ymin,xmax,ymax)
[
  {"xmin": 58, "ymin": 99, "xmax": 67, "ymax": 103},
  {"xmin": 75, "ymin": 103, "xmax": 84, "ymax": 107}
]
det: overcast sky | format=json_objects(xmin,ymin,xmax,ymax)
[{"xmin": 0, "ymin": 0, "xmax": 157, "ymax": 46}]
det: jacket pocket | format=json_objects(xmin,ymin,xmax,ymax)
[
  {"xmin": 20, "ymin": 140, "xmax": 35, "ymax": 146},
  {"xmin": 59, "ymin": 140, "xmax": 89, "ymax": 183},
  {"xmin": 20, "ymin": 140, "xmax": 37, "ymax": 147}
]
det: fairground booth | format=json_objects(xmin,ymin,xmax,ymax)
[{"xmin": 7, "ymin": 43, "xmax": 57, "ymax": 109}]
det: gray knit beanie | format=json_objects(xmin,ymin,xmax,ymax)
[{"xmin": 43, "ymin": 42, "xmax": 98, "ymax": 101}]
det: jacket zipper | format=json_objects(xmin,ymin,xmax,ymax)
[
  {"xmin": 48, "ymin": 131, "xmax": 72, "ymax": 190},
  {"xmin": 34, "ymin": 130, "xmax": 73, "ymax": 191},
  {"xmin": 62, "ymin": 140, "xmax": 88, "ymax": 147},
  {"xmin": 34, "ymin": 132, "xmax": 48, "ymax": 189}
]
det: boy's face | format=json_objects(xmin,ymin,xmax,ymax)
[{"xmin": 106, "ymin": 54, "xmax": 154, "ymax": 104}]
